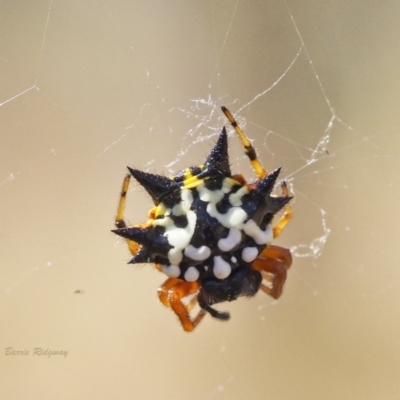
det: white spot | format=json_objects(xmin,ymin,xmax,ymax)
[
  {"xmin": 184, "ymin": 266, "xmax": 200, "ymax": 282},
  {"xmin": 197, "ymin": 184, "xmax": 224, "ymax": 203},
  {"xmin": 221, "ymin": 177, "xmax": 237, "ymax": 193},
  {"xmin": 168, "ymin": 247, "xmax": 183, "ymax": 265},
  {"xmin": 171, "ymin": 205, "xmax": 182, "ymax": 216},
  {"xmin": 155, "ymin": 209, "xmax": 197, "ymax": 265},
  {"xmin": 231, "ymin": 256, "xmax": 237, "ymax": 263},
  {"xmin": 153, "ymin": 214, "xmax": 174, "ymax": 229},
  {"xmin": 184, "ymin": 245, "xmax": 211, "ymax": 261},
  {"xmin": 172, "ymin": 189, "xmax": 193, "ymax": 216},
  {"xmin": 218, "ymin": 229, "xmax": 242, "ymax": 251},
  {"xmin": 229, "ymin": 186, "xmax": 249, "ymax": 206},
  {"xmin": 162, "ymin": 264, "xmax": 181, "ymax": 278},
  {"xmin": 165, "ymin": 210, "xmax": 197, "ymax": 247},
  {"xmin": 207, "ymin": 203, "xmax": 247, "ymax": 229},
  {"xmin": 242, "ymin": 247, "xmax": 259, "ymax": 262},
  {"xmin": 243, "ymin": 221, "xmax": 273, "ymax": 245},
  {"xmin": 181, "ymin": 189, "xmax": 193, "ymax": 206},
  {"xmin": 213, "ymin": 256, "xmax": 231, "ymax": 279}
]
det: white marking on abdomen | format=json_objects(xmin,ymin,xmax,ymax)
[
  {"xmin": 218, "ymin": 229, "xmax": 242, "ymax": 251},
  {"xmin": 242, "ymin": 247, "xmax": 259, "ymax": 262},
  {"xmin": 197, "ymin": 184, "xmax": 224, "ymax": 203},
  {"xmin": 184, "ymin": 266, "xmax": 200, "ymax": 282},
  {"xmin": 213, "ymin": 256, "xmax": 231, "ymax": 279},
  {"xmin": 162, "ymin": 264, "xmax": 181, "ymax": 278},
  {"xmin": 207, "ymin": 203, "xmax": 247, "ymax": 229},
  {"xmin": 156, "ymin": 210, "xmax": 197, "ymax": 265},
  {"xmin": 243, "ymin": 220, "xmax": 273, "ymax": 245},
  {"xmin": 184, "ymin": 245, "xmax": 211, "ymax": 261}
]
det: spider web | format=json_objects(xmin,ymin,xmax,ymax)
[{"xmin": 1, "ymin": 1, "xmax": 400, "ymax": 399}]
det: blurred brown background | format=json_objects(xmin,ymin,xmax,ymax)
[{"xmin": 1, "ymin": 1, "xmax": 400, "ymax": 399}]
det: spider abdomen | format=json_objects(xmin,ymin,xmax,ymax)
[
  {"xmin": 155, "ymin": 179, "xmax": 270, "ymax": 282},
  {"xmin": 114, "ymin": 131, "xmax": 290, "ymax": 283}
]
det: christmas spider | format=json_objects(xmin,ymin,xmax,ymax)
[{"xmin": 112, "ymin": 106, "xmax": 293, "ymax": 332}]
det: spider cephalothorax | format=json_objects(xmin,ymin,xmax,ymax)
[{"xmin": 113, "ymin": 107, "xmax": 293, "ymax": 331}]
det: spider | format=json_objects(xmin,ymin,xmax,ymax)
[{"xmin": 112, "ymin": 106, "xmax": 293, "ymax": 332}]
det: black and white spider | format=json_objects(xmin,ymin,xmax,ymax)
[{"xmin": 112, "ymin": 107, "xmax": 293, "ymax": 332}]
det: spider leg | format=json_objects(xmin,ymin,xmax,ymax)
[
  {"xmin": 252, "ymin": 245, "xmax": 292, "ymax": 299},
  {"xmin": 273, "ymin": 181, "xmax": 293, "ymax": 238},
  {"xmin": 114, "ymin": 173, "xmax": 140, "ymax": 256},
  {"xmin": 115, "ymin": 173, "xmax": 130, "ymax": 229},
  {"xmin": 221, "ymin": 106, "xmax": 267, "ymax": 179},
  {"xmin": 222, "ymin": 106, "xmax": 294, "ymax": 237},
  {"xmin": 158, "ymin": 278, "xmax": 206, "ymax": 332}
]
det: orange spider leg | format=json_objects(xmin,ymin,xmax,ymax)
[
  {"xmin": 157, "ymin": 277, "xmax": 180, "ymax": 307},
  {"xmin": 252, "ymin": 245, "xmax": 292, "ymax": 299},
  {"xmin": 158, "ymin": 278, "xmax": 206, "ymax": 332},
  {"xmin": 273, "ymin": 181, "xmax": 293, "ymax": 238}
]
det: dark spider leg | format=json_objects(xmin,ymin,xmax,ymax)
[
  {"xmin": 157, "ymin": 278, "xmax": 206, "ymax": 332},
  {"xmin": 252, "ymin": 245, "xmax": 292, "ymax": 299},
  {"xmin": 197, "ymin": 266, "xmax": 262, "ymax": 321},
  {"xmin": 197, "ymin": 297, "xmax": 230, "ymax": 321}
]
